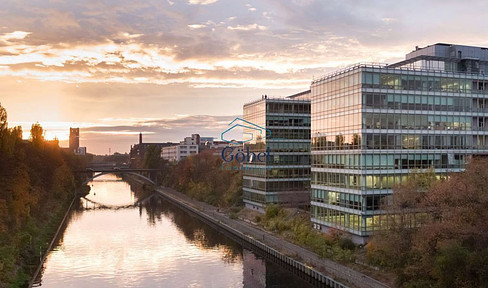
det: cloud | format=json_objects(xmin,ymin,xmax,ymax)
[
  {"xmin": 245, "ymin": 3, "xmax": 256, "ymax": 11},
  {"xmin": 227, "ymin": 24, "xmax": 267, "ymax": 31},
  {"xmin": 0, "ymin": 31, "xmax": 31, "ymax": 42},
  {"xmin": 188, "ymin": 0, "xmax": 219, "ymax": 5},
  {"xmin": 187, "ymin": 24, "xmax": 206, "ymax": 29},
  {"xmin": 3, "ymin": 0, "xmax": 487, "ymax": 91}
]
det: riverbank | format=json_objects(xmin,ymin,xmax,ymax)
[
  {"xmin": 155, "ymin": 186, "xmax": 391, "ymax": 288},
  {"xmin": 27, "ymin": 197, "xmax": 76, "ymax": 288}
]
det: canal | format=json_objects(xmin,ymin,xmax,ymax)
[{"xmin": 37, "ymin": 174, "xmax": 318, "ymax": 287}]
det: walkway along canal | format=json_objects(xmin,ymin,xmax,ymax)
[{"xmin": 155, "ymin": 186, "xmax": 391, "ymax": 288}]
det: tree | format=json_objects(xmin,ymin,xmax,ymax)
[
  {"xmin": 143, "ymin": 145, "xmax": 162, "ymax": 182},
  {"xmin": 368, "ymin": 160, "xmax": 488, "ymax": 287},
  {"xmin": 30, "ymin": 122, "xmax": 44, "ymax": 148},
  {"xmin": 0, "ymin": 102, "xmax": 7, "ymax": 132},
  {"xmin": 2, "ymin": 125, "xmax": 23, "ymax": 155},
  {"xmin": 9, "ymin": 168, "xmax": 31, "ymax": 227},
  {"xmin": 0, "ymin": 199, "xmax": 7, "ymax": 233},
  {"xmin": 367, "ymin": 169, "xmax": 437, "ymax": 279},
  {"xmin": 143, "ymin": 145, "xmax": 162, "ymax": 169},
  {"xmin": 0, "ymin": 103, "xmax": 22, "ymax": 154},
  {"xmin": 0, "ymin": 102, "xmax": 8, "ymax": 152},
  {"xmin": 51, "ymin": 164, "xmax": 75, "ymax": 200}
]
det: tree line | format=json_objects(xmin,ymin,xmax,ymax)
[
  {"xmin": 367, "ymin": 158, "xmax": 488, "ymax": 287},
  {"xmin": 0, "ymin": 103, "xmax": 87, "ymax": 287}
]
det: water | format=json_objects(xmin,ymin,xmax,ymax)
[{"xmin": 38, "ymin": 174, "xmax": 317, "ymax": 287}]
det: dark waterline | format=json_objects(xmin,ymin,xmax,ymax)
[{"xmin": 38, "ymin": 174, "xmax": 319, "ymax": 287}]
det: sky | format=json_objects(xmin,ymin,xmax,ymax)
[{"xmin": 1, "ymin": 0, "xmax": 488, "ymax": 154}]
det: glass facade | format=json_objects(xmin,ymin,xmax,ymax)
[
  {"xmin": 311, "ymin": 63, "xmax": 488, "ymax": 239},
  {"xmin": 243, "ymin": 95, "xmax": 311, "ymax": 211}
]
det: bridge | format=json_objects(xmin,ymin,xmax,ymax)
[{"xmin": 76, "ymin": 166, "xmax": 160, "ymax": 186}]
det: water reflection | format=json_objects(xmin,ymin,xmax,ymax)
[{"xmin": 38, "ymin": 174, "xmax": 318, "ymax": 287}]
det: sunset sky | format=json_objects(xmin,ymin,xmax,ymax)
[{"xmin": 1, "ymin": 0, "xmax": 488, "ymax": 154}]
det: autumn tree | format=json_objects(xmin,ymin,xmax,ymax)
[
  {"xmin": 163, "ymin": 150, "xmax": 242, "ymax": 208},
  {"xmin": 8, "ymin": 167, "xmax": 32, "ymax": 227},
  {"xmin": 51, "ymin": 164, "xmax": 75, "ymax": 200},
  {"xmin": 368, "ymin": 169, "xmax": 436, "ymax": 269},
  {"xmin": 368, "ymin": 160, "xmax": 488, "ymax": 287},
  {"xmin": 409, "ymin": 158, "xmax": 488, "ymax": 287}
]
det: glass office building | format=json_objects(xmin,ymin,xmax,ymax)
[
  {"xmin": 242, "ymin": 91, "xmax": 311, "ymax": 212},
  {"xmin": 310, "ymin": 43, "xmax": 488, "ymax": 243}
]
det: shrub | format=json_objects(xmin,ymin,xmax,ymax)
[
  {"xmin": 338, "ymin": 237, "xmax": 356, "ymax": 250},
  {"xmin": 265, "ymin": 204, "xmax": 281, "ymax": 219}
]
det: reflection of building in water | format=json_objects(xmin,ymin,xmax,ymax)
[{"xmin": 242, "ymin": 249, "xmax": 266, "ymax": 288}]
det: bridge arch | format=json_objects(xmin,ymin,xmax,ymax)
[{"xmin": 82, "ymin": 171, "xmax": 156, "ymax": 186}]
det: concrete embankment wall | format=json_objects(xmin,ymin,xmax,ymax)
[{"xmin": 155, "ymin": 188, "xmax": 350, "ymax": 288}]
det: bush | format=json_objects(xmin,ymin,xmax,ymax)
[
  {"xmin": 265, "ymin": 204, "xmax": 281, "ymax": 219},
  {"xmin": 338, "ymin": 237, "xmax": 356, "ymax": 250}
]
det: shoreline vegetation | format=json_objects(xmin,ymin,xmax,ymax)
[
  {"xmin": 147, "ymin": 146, "xmax": 488, "ymax": 288},
  {"xmin": 0, "ymin": 103, "xmax": 87, "ymax": 288}
]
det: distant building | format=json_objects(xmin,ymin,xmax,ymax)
[
  {"xmin": 129, "ymin": 133, "xmax": 175, "ymax": 167},
  {"xmin": 161, "ymin": 134, "xmax": 201, "ymax": 162},
  {"xmin": 74, "ymin": 147, "xmax": 86, "ymax": 155},
  {"xmin": 69, "ymin": 128, "xmax": 79, "ymax": 151},
  {"xmin": 242, "ymin": 91, "xmax": 311, "ymax": 212},
  {"xmin": 199, "ymin": 137, "xmax": 228, "ymax": 155},
  {"xmin": 160, "ymin": 134, "xmax": 225, "ymax": 161},
  {"xmin": 200, "ymin": 136, "xmax": 214, "ymax": 145},
  {"xmin": 183, "ymin": 134, "xmax": 200, "ymax": 145},
  {"xmin": 161, "ymin": 143, "xmax": 199, "ymax": 161}
]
